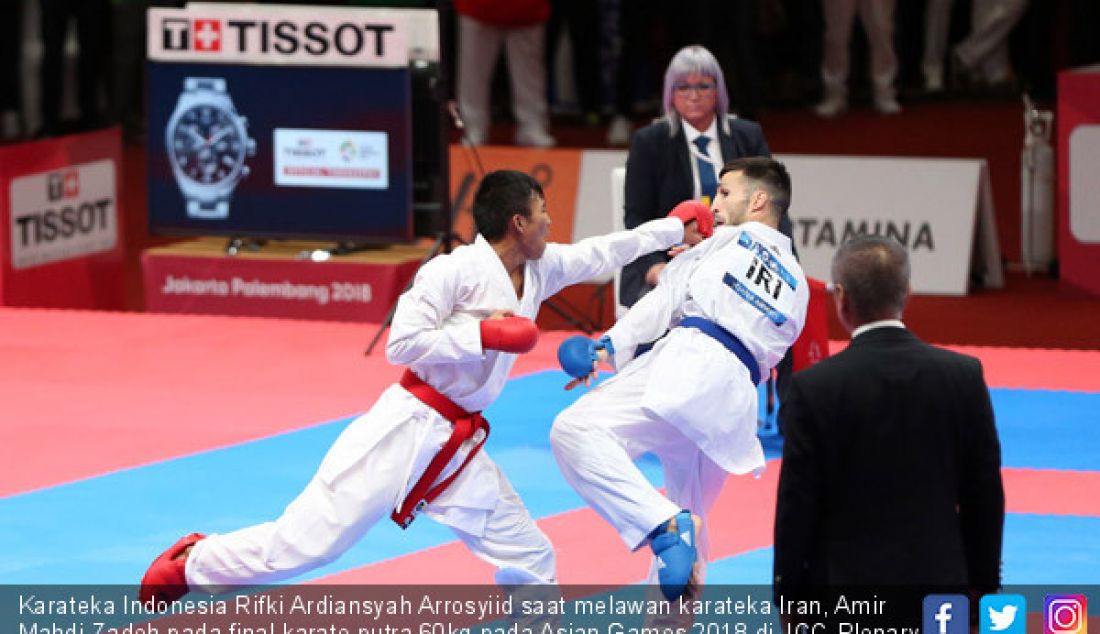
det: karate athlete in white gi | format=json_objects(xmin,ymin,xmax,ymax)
[
  {"xmin": 138, "ymin": 169, "xmax": 714, "ymax": 605},
  {"xmin": 551, "ymin": 157, "xmax": 809, "ymax": 601}
]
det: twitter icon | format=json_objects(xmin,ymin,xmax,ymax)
[{"xmin": 982, "ymin": 594, "xmax": 1028, "ymax": 634}]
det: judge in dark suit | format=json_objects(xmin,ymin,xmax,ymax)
[
  {"xmin": 773, "ymin": 236, "xmax": 1004, "ymax": 623},
  {"xmin": 620, "ymin": 45, "xmax": 778, "ymax": 308}
]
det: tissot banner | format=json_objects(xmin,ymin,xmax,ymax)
[
  {"xmin": 147, "ymin": 5, "xmax": 409, "ymax": 67},
  {"xmin": 146, "ymin": 3, "xmax": 415, "ymax": 242},
  {"xmin": 0, "ymin": 127, "xmax": 125, "ymax": 309},
  {"xmin": 9, "ymin": 159, "xmax": 118, "ymax": 270}
]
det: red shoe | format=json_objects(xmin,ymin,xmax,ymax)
[{"xmin": 138, "ymin": 533, "xmax": 205, "ymax": 607}]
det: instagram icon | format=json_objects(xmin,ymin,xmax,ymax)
[{"xmin": 1045, "ymin": 595, "xmax": 1088, "ymax": 634}]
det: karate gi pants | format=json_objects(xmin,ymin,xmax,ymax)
[
  {"xmin": 185, "ymin": 385, "xmax": 556, "ymax": 591},
  {"xmin": 550, "ymin": 350, "xmax": 731, "ymax": 583}
]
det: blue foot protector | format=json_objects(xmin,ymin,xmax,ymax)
[{"xmin": 649, "ymin": 510, "xmax": 697, "ymax": 601}]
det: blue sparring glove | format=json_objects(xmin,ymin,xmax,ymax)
[{"xmin": 557, "ymin": 335, "xmax": 615, "ymax": 380}]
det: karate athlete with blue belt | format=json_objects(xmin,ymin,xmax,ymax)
[
  {"xmin": 138, "ymin": 170, "xmax": 714, "ymax": 606},
  {"xmin": 551, "ymin": 157, "xmax": 809, "ymax": 601}
]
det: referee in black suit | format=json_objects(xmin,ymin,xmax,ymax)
[{"xmin": 773, "ymin": 236, "xmax": 1004, "ymax": 625}]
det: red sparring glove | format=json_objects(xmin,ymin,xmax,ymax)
[
  {"xmin": 139, "ymin": 532, "xmax": 205, "ymax": 607},
  {"xmin": 480, "ymin": 316, "xmax": 539, "ymax": 353},
  {"xmin": 667, "ymin": 200, "xmax": 715, "ymax": 239}
]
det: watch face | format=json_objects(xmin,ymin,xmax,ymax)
[{"xmin": 169, "ymin": 105, "xmax": 246, "ymax": 184}]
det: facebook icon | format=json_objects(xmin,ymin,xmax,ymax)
[{"xmin": 924, "ymin": 595, "xmax": 970, "ymax": 634}]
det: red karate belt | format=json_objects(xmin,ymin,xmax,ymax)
[{"xmin": 392, "ymin": 369, "xmax": 490, "ymax": 529}]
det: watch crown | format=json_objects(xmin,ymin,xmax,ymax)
[
  {"xmin": 241, "ymin": 166, "xmax": 251, "ymax": 178},
  {"xmin": 247, "ymin": 138, "xmax": 257, "ymax": 155}
]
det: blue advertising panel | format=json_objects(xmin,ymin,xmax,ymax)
[{"xmin": 147, "ymin": 61, "xmax": 413, "ymax": 241}]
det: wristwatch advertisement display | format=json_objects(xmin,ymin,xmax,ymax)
[
  {"xmin": 165, "ymin": 77, "xmax": 257, "ymax": 219},
  {"xmin": 147, "ymin": 62, "xmax": 413, "ymax": 241}
]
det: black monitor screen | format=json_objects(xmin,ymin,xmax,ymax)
[{"xmin": 147, "ymin": 62, "xmax": 413, "ymax": 242}]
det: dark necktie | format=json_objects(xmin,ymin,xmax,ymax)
[{"xmin": 693, "ymin": 136, "xmax": 718, "ymax": 202}]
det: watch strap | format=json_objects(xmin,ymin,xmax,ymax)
[
  {"xmin": 187, "ymin": 199, "xmax": 229, "ymax": 219},
  {"xmin": 183, "ymin": 77, "xmax": 227, "ymax": 94}
]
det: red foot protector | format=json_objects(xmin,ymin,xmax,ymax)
[{"xmin": 139, "ymin": 533, "xmax": 205, "ymax": 606}]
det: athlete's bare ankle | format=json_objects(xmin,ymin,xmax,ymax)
[{"xmin": 173, "ymin": 545, "xmax": 194, "ymax": 561}]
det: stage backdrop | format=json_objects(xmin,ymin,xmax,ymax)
[{"xmin": 451, "ymin": 147, "xmax": 1002, "ymax": 296}]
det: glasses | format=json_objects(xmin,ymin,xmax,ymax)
[{"xmin": 674, "ymin": 81, "xmax": 717, "ymax": 95}]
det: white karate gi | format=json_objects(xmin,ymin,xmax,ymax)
[
  {"xmin": 184, "ymin": 218, "xmax": 684, "ymax": 592},
  {"xmin": 550, "ymin": 222, "xmax": 808, "ymax": 577}
]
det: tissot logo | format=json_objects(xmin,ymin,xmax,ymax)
[
  {"xmin": 162, "ymin": 18, "xmax": 222, "ymax": 52},
  {"xmin": 10, "ymin": 159, "xmax": 118, "ymax": 270},
  {"xmin": 162, "ymin": 18, "xmax": 189, "ymax": 50},
  {"xmin": 193, "ymin": 19, "xmax": 222, "ymax": 52},
  {"xmin": 47, "ymin": 170, "xmax": 79, "ymax": 201},
  {"xmin": 65, "ymin": 170, "xmax": 80, "ymax": 198},
  {"xmin": 285, "ymin": 140, "xmax": 326, "ymax": 159},
  {"xmin": 160, "ymin": 16, "xmax": 393, "ymax": 57},
  {"xmin": 149, "ymin": 7, "xmax": 408, "ymax": 67}
]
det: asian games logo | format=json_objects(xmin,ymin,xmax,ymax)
[{"xmin": 340, "ymin": 141, "xmax": 357, "ymax": 162}]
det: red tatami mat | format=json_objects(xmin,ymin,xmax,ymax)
[
  {"xmin": 314, "ymin": 465, "xmax": 1100, "ymax": 585},
  {"xmin": 314, "ymin": 463, "xmax": 789, "ymax": 586},
  {"xmin": 0, "ymin": 308, "xmax": 396, "ymax": 497},
  {"xmin": 0, "ymin": 307, "xmax": 577, "ymax": 498},
  {"xmin": 3, "ymin": 307, "xmax": 1096, "ymax": 499},
  {"xmin": 828, "ymin": 340, "xmax": 1100, "ymax": 392}
]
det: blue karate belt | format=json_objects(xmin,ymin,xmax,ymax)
[{"xmin": 678, "ymin": 316, "xmax": 761, "ymax": 385}]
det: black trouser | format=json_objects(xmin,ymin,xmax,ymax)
[
  {"xmin": 546, "ymin": 0, "xmax": 603, "ymax": 114},
  {"xmin": 1070, "ymin": 0, "xmax": 1100, "ymax": 67},
  {"xmin": 614, "ymin": 0, "xmax": 664, "ymax": 116},
  {"xmin": 0, "ymin": 0, "xmax": 22, "ymax": 112},
  {"xmin": 706, "ymin": 0, "xmax": 762, "ymax": 119}
]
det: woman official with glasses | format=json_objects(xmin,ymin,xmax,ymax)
[{"xmin": 620, "ymin": 45, "xmax": 781, "ymax": 308}]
